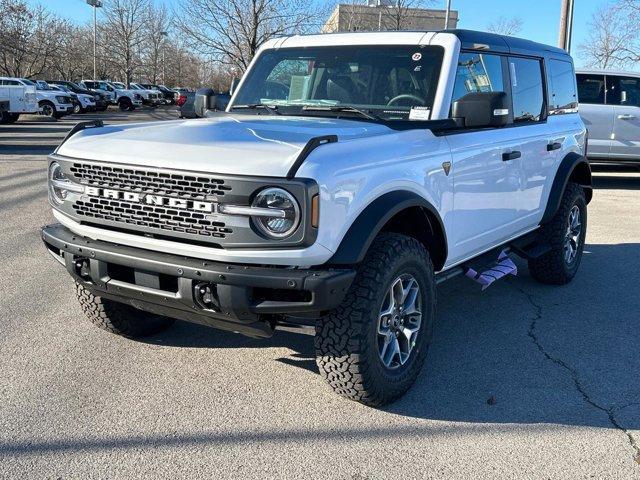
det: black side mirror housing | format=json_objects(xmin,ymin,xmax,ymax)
[{"xmin": 451, "ymin": 92, "xmax": 509, "ymax": 128}]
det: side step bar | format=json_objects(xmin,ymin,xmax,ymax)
[{"xmin": 435, "ymin": 231, "xmax": 551, "ymax": 285}]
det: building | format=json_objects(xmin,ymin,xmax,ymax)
[{"xmin": 322, "ymin": 1, "xmax": 459, "ymax": 33}]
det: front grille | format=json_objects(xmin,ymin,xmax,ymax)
[
  {"xmin": 69, "ymin": 162, "xmax": 233, "ymax": 239},
  {"xmin": 69, "ymin": 163, "xmax": 231, "ymax": 199},
  {"xmin": 73, "ymin": 197, "xmax": 231, "ymax": 238}
]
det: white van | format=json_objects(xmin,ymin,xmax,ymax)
[{"xmin": 0, "ymin": 78, "xmax": 38, "ymax": 124}]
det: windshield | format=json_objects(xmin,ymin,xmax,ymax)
[
  {"xmin": 111, "ymin": 82, "xmax": 126, "ymax": 89},
  {"xmin": 35, "ymin": 80, "xmax": 52, "ymax": 90},
  {"xmin": 233, "ymin": 45, "xmax": 444, "ymax": 121},
  {"xmin": 20, "ymin": 78, "xmax": 36, "ymax": 86}
]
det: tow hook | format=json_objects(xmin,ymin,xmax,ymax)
[
  {"xmin": 194, "ymin": 282, "xmax": 219, "ymax": 311},
  {"xmin": 74, "ymin": 257, "xmax": 91, "ymax": 280}
]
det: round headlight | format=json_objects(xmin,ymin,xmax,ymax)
[
  {"xmin": 251, "ymin": 188, "xmax": 300, "ymax": 238},
  {"xmin": 49, "ymin": 162, "xmax": 69, "ymax": 204}
]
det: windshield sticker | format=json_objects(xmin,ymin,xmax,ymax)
[
  {"xmin": 412, "ymin": 52, "xmax": 422, "ymax": 61},
  {"xmin": 409, "ymin": 107, "xmax": 431, "ymax": 121}
]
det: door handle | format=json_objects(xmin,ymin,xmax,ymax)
[
  {"xmin": 617, "ymin": 114, "xmax": 636, "ymax": 120},
  {"xmin": 502, "ymin": 151, "xmax": 521, "ymax": 161},
  {"xmin": 547, "ymin": 142, "xmax": 562, "ymax": 151}
]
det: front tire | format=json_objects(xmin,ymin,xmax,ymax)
[
  {"xmin": 76, "ymin": 282, "xmax": 175, "ymax": 338},
  {"xmin": 528, "ymin": 182, "xmax": 587, "ymax": 285},
  {"xmin": 118, "ymin": 98, "xmax": 132, "ymax": 111},
  {"xmin": 315, "ymin": 233, "xmax": 436, "ymax": 406},
  {"xmin": 39, "ymin": 101, "xmax": 57, "ymax": 120}
]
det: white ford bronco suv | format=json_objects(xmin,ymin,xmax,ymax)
[{"xmin": 42, "ymin": 30, "xmax": 592, "ymax": 406}]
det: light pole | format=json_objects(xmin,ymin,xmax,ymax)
[
  {"xmin": 558, "ymin": 0, "xmax": 575, "ymax": 52},
  {"xmin": 444, "ymin": 0, "xmax": 452, "ymax": 29},
  {"xmin": 160, "ymin": 31, "xmax": 168, "ymax": 85},
  {"xmin": 86, "ymin": 0, "xmax": 103, "ymax": 80}
]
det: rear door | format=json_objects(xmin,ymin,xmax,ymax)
[
  {"xmin": 608, "ymin": 74, "xmax": 640, "ymax": 159},
  {"xmin": 576, "ymin": 73, "xmax": 612, "ymax": 158}
]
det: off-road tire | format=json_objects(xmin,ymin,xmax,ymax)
[
  {"xmin": 76, "ymin": 282, "xmax": 175, "ymax": 338},
  {"xmin": 315, "ymin": 233, "xmax": 436, "ymax": 406},
  {"xmin": 528, "ymin": 182, "xmax": 587, "ymax": 285}
]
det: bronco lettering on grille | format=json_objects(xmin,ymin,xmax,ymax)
[{"xmin": 84, "ymin": 186, "xmax": 216, "ymax": 213}]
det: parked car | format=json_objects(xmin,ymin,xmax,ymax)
[
  {"xmin": 80, "ymin": 80, "xmax": 142, "ymax": 111},
  {"xmin": 78, "ymin": 80, "xmax": 116, "ymax": 104},
  {"xmin": 156, "ymin": 85, "xmax": 177, "ymax": 104},
  {"xmin": 47, "ymin": 80, "xmax": 109, "ymax": 111},
  {"xmin": 128, "ymin": 82, "xmax": 163, "ymax": 106},
  {"xmin": 0, "ymin": 77, "xmax": 38, "ymax": 124},
  {"xmin": 49, "ymin": 84, "xmax": 97, "ymax": 114},
  {"xmin": 41, "ymin": 30, "xmax": 592, "ymax": 406},
  {"xmin": 577, "ymin": 70, "xmax": 640, "ymax": 166}
]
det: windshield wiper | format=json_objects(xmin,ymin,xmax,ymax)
[
  {"xmin": 301, "ymin": 105, "xmax": 382, "ymax": 121},
  {"xmin": 232, "ymin": 103, "xmax": 281, "ymax": 115}
]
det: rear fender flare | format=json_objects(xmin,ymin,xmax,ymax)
[{"xmin": 541, "ymin": 152, "xmax": 593, "ymax": 224}]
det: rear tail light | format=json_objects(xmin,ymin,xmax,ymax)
[{"xmin": 176, "ymin": 94, "xmax": 187, "ymax": 107}]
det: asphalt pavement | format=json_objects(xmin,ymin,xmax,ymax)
[{"xmin": 1, "ymin": 108, "xmax": 639, "ymax": 479}]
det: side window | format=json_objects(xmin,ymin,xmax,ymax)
[
  {"xmin": 451, "ymin": 52, "xmax": 504, "ymax": 104},
  {"xmin": 548, "ymin": 59, "xmax": 577, "ymax": 114},
  {"xmin": 576, "ymin": 74, "xmax": 605, "ymax": 104},
  {"xmin": 608, "ymin": 76, "xmax": 640, "ymax": 107},
  {"xmin": 509, "ymin": 57, "xmax": 545, "ymax": 123},
  {"xmin": 1, "ymin": 79, "xmax": 19, "ymax": 86}
]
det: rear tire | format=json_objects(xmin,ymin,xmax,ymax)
[
  {"xmin": 528, "ymin": 182, "xmax": 587, "ymax": 285},
  {"xmin": 76, "ymin": 282, "xmax": 175, "ymax": 338},
  {"xmin": 315, "ymin": 233, "xmax": 436, "ymax": 406}
]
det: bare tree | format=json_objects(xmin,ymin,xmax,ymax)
[
  {"xmin": 0, "ymin": 0, "xmax": 66, "ymax": 78},
  {"xmin": 102, "ymin": 0, "xmax": 150, "ymax": 85},
  {"xmin": 381, "ymin": 0, "xmax": 435, "ymax": 31},
  {"xmin": 486, "ymin": 16, "xmax": 523, "ymax": 36},
  {"xmin": 174, "ymin": 0, "xmax": 327, "ymax": 72},
  {"xmin": 141, "ymin": 2, "xmax": 169, "ymax": 83},
  {"xmin": 578, "ymin": 1, "xmax": 638, "ymax": 69}
]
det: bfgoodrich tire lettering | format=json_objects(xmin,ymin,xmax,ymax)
[
  {"xmin": 76, "ymin": 282, "xmax": 175, "ymax": 338},
  {"xmin": 528, "ymin": 182, "xmax": 587, "ymax": 285},
  {"xmin": 315, "ymin": 233, "xmax": 436, "ymax": 406}
]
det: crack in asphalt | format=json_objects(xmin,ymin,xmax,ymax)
[{"xmin": 513, "ymin": 283, "xmax": 640, "ymax": 464}]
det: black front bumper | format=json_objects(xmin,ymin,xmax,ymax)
[{"xmin": 41, "ymin": 224, "xmax": 355, "ymax": 338}]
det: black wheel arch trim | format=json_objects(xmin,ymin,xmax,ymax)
[
  {"xmin": 328, "ymin": 190, "xmax": 448, "ymax": 268},
  {"xmin": 541, "ymin": 152, "xmax": 593, "ymax": 225}
]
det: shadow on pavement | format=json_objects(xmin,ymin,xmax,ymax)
[{"xmin": 138, "ymin": 243, "xmax": 640, "ymax": 430}]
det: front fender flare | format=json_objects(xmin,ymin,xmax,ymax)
[{"xmin": 328, "ymin": 190, "xmax": 447, "ymax": 267}]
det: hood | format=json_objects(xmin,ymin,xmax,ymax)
[{"xmin": 56, "ymin": 114, "xmax": 394, "ymax": 177}]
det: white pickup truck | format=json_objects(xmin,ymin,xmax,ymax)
[
  {"xmin": 42, "ymin": 30, "xmax": 592, "ymax": 406},
  {"xmin": 0, "ymin": 77, "xmax": 38, "ymax": 124}
]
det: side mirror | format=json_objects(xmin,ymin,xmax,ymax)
[
  {"xmin": 229, "ymin": 77, "xmax": 240, "ymax": 96},
  {"xmin": 451, "ymin": 92, "xmax": 509, "ymax": 128},
  {"xmin": 194, "ymin": 87, "xmax": 216, "ymax": 117}
]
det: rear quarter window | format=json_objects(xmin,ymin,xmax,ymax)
[{"xmin": 548, "ymin": 59, "xmax": 578, "ymax": 114}]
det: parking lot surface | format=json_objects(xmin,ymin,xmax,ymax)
[{"xmin": 1, "ymin": 108, "xmax": 639, "ymax": 479}]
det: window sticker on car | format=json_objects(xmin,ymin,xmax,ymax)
[
  {"xmin": 409, "ymin": 106, "xmax": 430, "ymax": 120},
  {"xmin": 412, "ymin": 52, "xmax": 422, "ymax": 61},
  {"xmin": 510, "ymin": 62, "xmax": 517, "ymax": 87}
]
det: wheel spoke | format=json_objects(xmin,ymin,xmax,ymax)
[{"xmin": 382, "ymin": 336, "xmax": 400, "ymax": 367}]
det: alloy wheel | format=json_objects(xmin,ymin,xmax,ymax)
[
  {"xmin": 564, "ymin": 205, "xmax": 582, "ymax": 264},
  {"xmin": 377, "ymin": 274, "xmax": 422, "ymax": 369}
]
